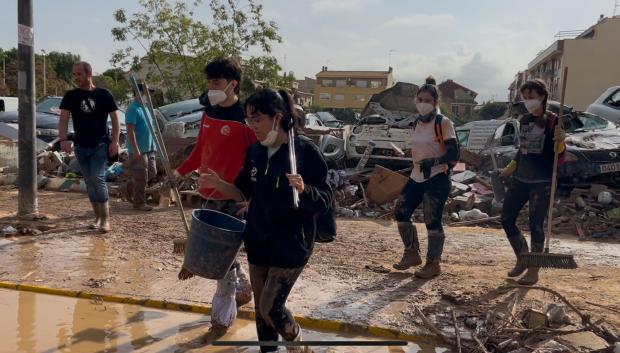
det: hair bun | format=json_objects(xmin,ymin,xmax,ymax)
[{"xmin": 425, "ymin": 76, "xmax": 436, "ymax": 85}]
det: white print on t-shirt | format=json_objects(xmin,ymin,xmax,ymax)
[
  {"xmin": 519, "ymin": 122, "xmax": 545, "ymax": 155},
  {"xmin": 80, "ymin": 98, "xmax": 96, "ymax": 113}
]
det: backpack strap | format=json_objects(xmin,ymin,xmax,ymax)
[{"xmin": 434, "ymin": 114, "xmax": 444, "ymax": 144}]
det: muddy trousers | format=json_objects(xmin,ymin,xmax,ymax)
[
  {"xmin": 249, "ymin": 264, "xmax": 304, "ymax": 353},
  {"xmin": 394, "ymin": 173, "xmax": 451, "ymax": 261},
  {"xmin": 127, "ymin": 151, "xmax": 157, "ymax": 206},
  {"xmin": 501, "ymin": 178, "xmax": 551, "ymax": 255},
  {"xmin": 75, "ymin": 143, "xmax": 109, "ymax": 203}
]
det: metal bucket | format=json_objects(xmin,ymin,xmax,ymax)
[{"xmin": 182, "ymin": 209, "xmax": 245, "ymax": 280}]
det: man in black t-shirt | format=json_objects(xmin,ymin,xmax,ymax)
[{"xmin": 59, "ymin": 61, "xmax": 121, "ymax": 233}]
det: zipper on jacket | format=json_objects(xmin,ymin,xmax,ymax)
[{"xmin": 276, "ymin": 177, "xmax": 280, "ymax": 188}]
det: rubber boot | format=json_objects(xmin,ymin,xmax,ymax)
[
  {"xmin": 393, "ymin": 222, "xmax": 422, "ymax": 270},
  {"xmin": 517, "ymin": 267, "xmax": 539, "ymax": 285},
  {"xmin": 414, "ymin": 260, "xmax": 441, "ymax": 279},
  {"xmin": 507, "ymin": 234, "xmax": 529, "ymax": 277},
  {"xmin": 99, "ymin": 202, "xmax": 111, "ymax": 233},
  {"xmin": 286, "ymin": 327, "xmax": 312, "ymax": 353},
  {"xmin": 88, "ymin": 202, "xmax": 100, "ymax": 229},
  {"xmin": 235, "ymin": 264, "xmax": 253, "ymax": 307}
]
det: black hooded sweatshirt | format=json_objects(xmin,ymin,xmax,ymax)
[{"xmin": 234, "ymin": 136, "xmax": 332, "ymax": 268}]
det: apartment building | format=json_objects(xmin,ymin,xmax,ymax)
[{"xmin": 314, "ymin": 67, "xmax": 395, "ymax": 109}]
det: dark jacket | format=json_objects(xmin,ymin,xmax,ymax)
[{"xmin": 235, "ymin": 136, "xmax": 331, "ymax": 268}]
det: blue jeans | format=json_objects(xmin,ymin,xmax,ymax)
[{"xmin": 75, "ymin": 143, "xmax": 109, "ymax": 203}]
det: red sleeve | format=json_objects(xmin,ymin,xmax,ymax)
[{"xmin": 176, "ymin": 112, "xmax": 206, "ymax": 176}]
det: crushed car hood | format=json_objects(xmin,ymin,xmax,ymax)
[{"xmin": 566, "ymin": 129, "xmax": 620, "ymax": 150}]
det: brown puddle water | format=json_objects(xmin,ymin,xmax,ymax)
[{"xmin": 0, "ymin": 289, "xmax": 442, "ymax": 353}]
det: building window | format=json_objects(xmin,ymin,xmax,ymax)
[
  {"xmin": 370, "ymin": 80, "xmax": 382, "ymax": 88},
  {"xmin": 320, "ymin": 93, "xmax": 331, "ymax": 100},
  {"xmin": 356, "ymin": 80, "xmax": 368, "ymax": 88},
  {"xmin": 322, "ymin": 79, "xmax": 333, "ymax": 87},
  {"xmin": 355, "ymin": 94, "xmax": 366, "ymax": 101},
  {"xmin": 335, "ymin": 79, "xmax": 347, "ymax": 87},
  {"xmin": 334, "ymin": 94, "xmax": 345, "ymax": 101},
  {"xmin": 452, "ymin": 105, "xmax": 459, "ymax": 115}
]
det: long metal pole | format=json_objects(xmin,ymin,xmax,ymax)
[
  {"xmin": 41, "ymin": 49, "xmax": 46, "ymax": 97},
  {"xmin": 17, "ymin": 0, "xmax": 38, "ymax": 218}
]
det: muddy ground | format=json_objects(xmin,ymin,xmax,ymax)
[{"xmin": 1, "ymin": 186, "xmax": 619, "ymax": 339}]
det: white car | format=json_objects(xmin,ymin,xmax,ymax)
[{"xmin": 587, "ymin": 86, "xmax": 620, "ymax": 124}]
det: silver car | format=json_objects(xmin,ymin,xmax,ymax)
[{"xmin": 587, "ymin": 86, "xmax": 620, "ymax": 124}]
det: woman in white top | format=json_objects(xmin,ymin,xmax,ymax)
[{"xmin": 393, "ymin": 76, "xmax": 459, "ymax": 279}]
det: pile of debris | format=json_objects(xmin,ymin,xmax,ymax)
[{"xmin": 416, "ymin": 285, "xmax": 619, "ymax": 352}]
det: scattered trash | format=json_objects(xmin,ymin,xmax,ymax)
[
  {"xmin": 458, "ymin": 209, "xmax": 488, "ymax": 221},
  {"xmin": 2, "ymin": 226, "xmax": 17, "ymax": 236}
]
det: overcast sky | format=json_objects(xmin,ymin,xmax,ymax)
[{"xmin": 0, "ymin": 0, "xmax": 616, "ymax": 101}]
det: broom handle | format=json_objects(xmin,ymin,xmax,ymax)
[
  {"xmin": 545, "ymin": 67, "xmax": 568, "ymax": 252},
  {"xmin": 142, "ymin": 82, "xmax": 191, "ymax": 236},
  {"xmin": 128, "ymin": 76, "xmax": 191, "ymax": 236}
]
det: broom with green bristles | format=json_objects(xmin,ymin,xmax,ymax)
[{"xmin": 517, "ymin": 66, "xmax": 577, "ymax": 270}]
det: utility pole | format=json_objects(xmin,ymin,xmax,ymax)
[
  {"xmin": 41, "ymin": 48, "xmax": 46, "ymax": 97},
  {"xmin": 17, "ymin": 0, "xmax": 38, "ymax": 218},
  {"xmin": 388, "ymin": 49, "xmax": 395, "ymax": 69}
]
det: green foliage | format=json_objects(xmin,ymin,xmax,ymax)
[
  {"xmin": 476, "ymin": 102, "xmax": 508, "ymax": 121},
  {"xmin": 46, "ymin": 51, "xmax": 81, "ymax": 83},
  {"xmin": 111, "ymin": 0, "xmax": 288, "ymax": 104},
  {"xmin": 94, "ymin": 68, "xmax": 133, "ymax": 107}
]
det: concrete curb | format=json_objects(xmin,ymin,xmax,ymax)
[{"xmin": 0, "ymin": 280, "xmax": 438, "ymax": 344}]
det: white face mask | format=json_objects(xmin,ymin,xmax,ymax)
[
  {"xmin": 416, "ymin": 102, "xmax": 434, "ymax": 116},
  {"xmin": 207, "ymin": 81, "xmax": 232, "ymax": 106},
  {"xmin": 523, "ymin": 99, "xmax": 542, "ymax": 114},
  {"xmin": 260, "ymin": 119, "xmax": 279, "ymax": 147}
]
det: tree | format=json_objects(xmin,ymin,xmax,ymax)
[
  {"xmin": 94, "ymin": 68, "xmax": 133, "ymax": 107},
  {"xmin": 240, "ymin": 56, "xmax": 295, "ymax": 98},
  {"xmin": 111, "ymin": 0, "xmax": 289, "ymax": 103},
  {"xmin": 476, "ymin": 102, "xmax": 508, "ymax": 121},
  {"xmin": 46, "ymin": 51, "xmax": 81, "ymax": 83}
]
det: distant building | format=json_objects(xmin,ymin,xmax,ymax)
[
  {"xmin": 508, "ymin": 71, "xmax": 527, "ymax": 102},
  {"xmin": 511, "ymin": 15, "xmax": 620, "ymax": 110},
  {"xmin": 314, "ymin": 67, "xmax": 395, "ymax": 109},
  {"xmin": 293, "ymin": 77, "xmax": 316, "ymax": 108},
  {"xmin": 437, "ymin": 79, "xmax": 478, "ymax": 118}
]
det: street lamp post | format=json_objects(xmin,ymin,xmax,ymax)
[{"xmin": 41, "ymin": 48, "xmax": 46, "ymax": 97}]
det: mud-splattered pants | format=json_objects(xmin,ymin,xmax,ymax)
[
  {"xmin": 394, "ymin": 173, "xmax": 451, "ymax": 262},
  {"xmin": 249, "ymin": 264, "xmax": 304, "ymax": 353},
  {"xmin": 126, "ymin": 151, "xmax": 157, "ymax": 206},
  {"xmin": 501, "ymin": 178, "xmax": 551, "ymax": 255}
]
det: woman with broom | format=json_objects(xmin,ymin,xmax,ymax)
[
  {"xmin": 199, "ymin": 88, "xmax": 331, "ymax": 353},
  {"xmin": 500, "ymin": 79, "xmax": 566, "ymax": 285}
]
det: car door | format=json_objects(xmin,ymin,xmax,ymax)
[{"xmin": 481, "ymin": 121, "xmax": 519, "ymax": 170}]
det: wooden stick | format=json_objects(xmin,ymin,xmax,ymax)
[
  {"xmin": 585, "ymin": 301, "xmax": 620, "ymax": 314},
  {"xmin": 505, "ymin": 285, "xmax": 588, "ymax": 323},
  {"xmin": 544, "ymin": 66, "xmax": 569, "ymax": 253},
  {"xmin": 472, "ymin": 335, "xmax": 490, "ymax": 353},
  {"xmin": 414, "ymin": 307, "xmax": 454, "ymax": 345},
  {"xmin": 451, "ymin": 307, "xmax": 462, "ymax": 353}
]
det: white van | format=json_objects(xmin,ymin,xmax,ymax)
[{"xmin": 0, "ymin": 97, "xmax": 19, "ymax": 113}]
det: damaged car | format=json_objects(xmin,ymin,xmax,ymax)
[
  {"xmin": 480, "ymin": 110, "xmax": 620, "ymax": 185},
  {"xmin": 344, "ymin": 82, "xmax": 420, "ymax": 168}
]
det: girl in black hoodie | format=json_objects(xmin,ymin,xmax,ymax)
[{"xmin": 199, "ymin": 89, "xmax": 331, "ymax": 353}]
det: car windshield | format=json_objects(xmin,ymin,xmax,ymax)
[
  {"xmin": 323, "ymin": 120, "xmax": 343, "ymax": 128},
  {"xmin": 565, "ymin": 112, "xmax": 612, "ymax": 132},
  {"xmin": 36, "ymin": 97, "xmax": 62, "ymax": 115},
  {"xmin": 158, "ymin": 99, "xmax": 203, "ymax": 121}
]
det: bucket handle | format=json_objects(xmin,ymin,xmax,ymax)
[{"xmin": 202, "ymin": 189, "xmax": 249, "ymax": 221}]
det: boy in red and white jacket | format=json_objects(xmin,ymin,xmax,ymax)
[{"xmin": 176, "ymin": 58, "xmax": 257, "ymax": 335}]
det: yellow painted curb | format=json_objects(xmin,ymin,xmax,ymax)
[{"xmin": 0, "ymin": 280, "xmax": 438, "ymax": 344}]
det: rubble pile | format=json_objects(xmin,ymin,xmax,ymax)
[{"xmin": 417, "ymin": 285, "xmax": 619, "ymax": 352}]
